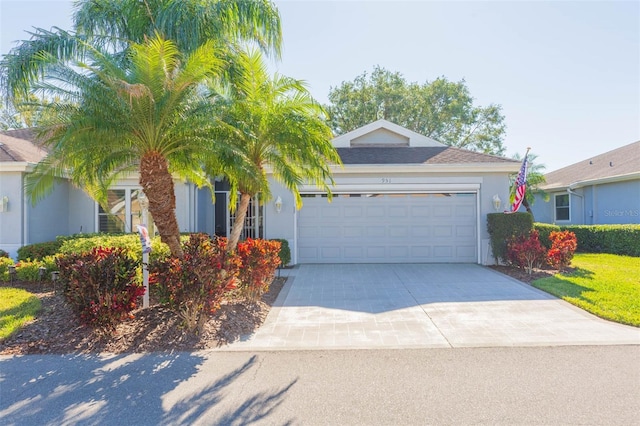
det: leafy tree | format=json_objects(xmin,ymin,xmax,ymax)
[
  {"xmin": 327, "ymin": 66, "xmax": 507, "ymax": 155},
  {"xmin": 509, "ymin": 152, "xmax": 548, "ymax": 217},
  {"xmin": 209, "ymin": 49, "xmax": 341, "ymax": 250},
  {"xmin": 2, "ymin": 0, "xmax": 282, "ymax": 101},
  {"xmin": 26, "ymin": 35, "xmax": 228, "ymax": 258}
]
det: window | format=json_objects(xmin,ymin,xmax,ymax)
[
  {"xmin": 555, "ymin": 194, "xmax": 570, "ymax": 221},
  {"xmin": 98, "ymin": 189, "xmax": 145, "ymax": 233}
]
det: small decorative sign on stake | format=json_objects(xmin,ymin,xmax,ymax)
[{"xmin": 136, "ymin": 224, "xmax": 152, "ymax": 308}]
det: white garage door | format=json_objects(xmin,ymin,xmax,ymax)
[{"xmin": 297, "ymin": 193, "xmax": 477, "ymax": 263}]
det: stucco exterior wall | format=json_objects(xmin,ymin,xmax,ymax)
[
  {"xmin": 0, "ymin": 172, "xmax": 25, "ymax": 258},
  {"xmin": 28, "ymin": 179, "xmax": 70, "ymax": 244},
  {"xmin": 532, "ymin": 179, "xmax": 640, "ymax": 225}
]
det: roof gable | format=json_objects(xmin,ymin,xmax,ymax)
[
  {"xmin": 543, "ymin": 141, "xmax": 640, "ymax": 189},
  {"xmin": 332, "ymin": 119, "xmax": 445, "ymax": 148},
  {"xmin": 0, "ymin": 129, "xmax": 48, "ymax": 163}
]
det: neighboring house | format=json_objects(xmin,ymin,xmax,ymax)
[
  {"xmin": 530, "ymin": 141, "xmax": 640, "ymax": 225},
  {"xmin": 0, "ymin": 120, "xmax": 520, "ymax": 264}
]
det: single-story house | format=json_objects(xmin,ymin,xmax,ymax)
[
  {"xmin": 0, "ymin": 120, "xmax": 520, "ymax": 264},
  {"xmin": 530, "ymin": 141, "xmax": 640, "ymax": 225}
]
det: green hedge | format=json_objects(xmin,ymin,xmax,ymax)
[
  {"xmin": 487, "ymin": 213, "xmax": 534, "ymax": 263},
  {"xmin": 272, "ymin": 239, "xmax": 291, "ymax": 266},
  {"xmin": 58, "ymin": 234, "xmax": 178, "ymax": 263},
  {"xmin": 534, "ymin": 223, "xmax": 640, "ymax": 256},
  {"xmin": 17, "ymin": 241, "xmax": 63, "ymax": 261}
]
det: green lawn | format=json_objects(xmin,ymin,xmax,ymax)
[
  {"xmin": 0, "ymin": 288, "xmax": 42, "ymax": 341},
  {"xmin": 532, "ymin": 253, "xmax": 640, "ymax": 327}
]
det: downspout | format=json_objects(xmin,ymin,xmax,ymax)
[{"xmin": 567, "ymin": 184, "xmax": 585, "ymax": 224}]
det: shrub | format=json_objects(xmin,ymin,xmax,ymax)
[
  {"xmin": 271, "ymin": 239, "xmax": 291, "ymax": 266},
  {"xmin": 0, "ymin": 257, "xmax": 15, "ymax": 282},
  {"xmin": 547, "ymin": 231, "xmax": 577, "ymax": 269},
  {"xmin": 150, "ymin": 234, "xmax": 241, "ymax": 333},
  {"xmin": 59, "ymin": 234, "xmax": 175, "ymax": 263},
  {"xmin": 487, "ymin": 212, "xmax": 534, "ymax": 263},
  {"xmin": 236, "ymin": 239, "xmax": 281, "ymax": 302},
  {"xmin": 506, "ymin": 230, "xmax": 547, "ymax": 274},
  {"xmin": 533, "ymin": 223, "xmax": 561, "ymax": 249},
  {"xmin": 0, "ymin": 249, "xmax": 9, "ymax": 258},
  {"xmin": 57, "ymin": 247, "xmax": 143, "ymax": 330},
  {"xmin": 534, "ymin": 224, "xmax": 640, "ymax": 257},
  {"xmin": 17, "ymin": 241, "xmax": 62, "ymax": 261}
]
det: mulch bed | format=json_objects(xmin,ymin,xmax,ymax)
[
  {"xmin": 488, "ymin": 265, "xmax": 561, "ymax": 284},
  {"xmin": 0, "ymin": 277, "xmax": 285, "ymax": 356}
]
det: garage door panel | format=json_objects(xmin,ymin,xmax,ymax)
[
  {"xmin": 367, "ymin": 246, "xmax": 385, "ymax": 258},
  {"xmin": 456, "ymin": 225, "xmax": 475, "ymax": 237},
  {"xmin": 344, "ymin": 247, "xmax": 363, "ymax": 258},
  {"xmin": 366, "ymin": 206, "xmax": 385, "ymax": 217},
  {"xmin": 389, "ymin": 246, "xmax": 409, "ymax": 258},
  {"xmin": 344, "ymin": 226, "xmax": 364, "ymax": 237},
  {"xmin": 389, "ymin": 226, "xmax": 409, "ymax": 237},
  {"xmin": 297, "ymin": 193, "xmax": 477, "ymax": 263},
  {"xmin": 433, "ymin": 226, "xmax": 452, "ymax": 237},
  {"xmin": 389, "ymin": 206, "xmax": 408, "ymax": 217},
  {"xmin": 344, "ymin": 206, "xmax": 362, "ymax": 217}
]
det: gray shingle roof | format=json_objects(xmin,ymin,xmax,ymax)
[
  {"xmin": 542, "ymin": 141, "xmax": 640, "ymax": 189},
  {"xmin": 0, "ymin": 129, "xmax": 48, "ymax": 163},
  {"xmin": 336, "ymin": 146, "xmax": 519, "ymax": 165}
]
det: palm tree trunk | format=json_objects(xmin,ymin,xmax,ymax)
[
  {"xmin": 523, "ymin": 198, "xmax": 535, "ymax": 220},
  {"xmin": 139, "ymin": 152, "xmax": 184, "ymax": 258},
  {"xmin": 228, "ymin": 192, "xmax": 252, "ymax": 252}
]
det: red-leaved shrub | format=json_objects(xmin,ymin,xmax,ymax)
[
  {"xmin": 547, "ymin": 230, "xmax": 577, "ymax": 269},
  {"xmin": 236, "ymin": 239, "xmax": 281, "ymax": 302},
  {"xmin": 57, "ymin": 247, "xmax": 143, "ymax": 330},
  {"xmin": 150, "ymin": 234, "xmax": 241, "ymax": 332},
  {"xmin": 507, "ymin": 230, "xmax": 547, "ymax": 274}
]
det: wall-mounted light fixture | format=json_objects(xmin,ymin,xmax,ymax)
[
  {"xmin": 274, "ymin": 196, "xmax": 283, "ymax": 213},
  {"xmin": 492, "ymin": 194, "xmax": 502, "ymax": 212},
  {"xmin": 0, "ymin": 196, "xmax": 8, "ymax": 213}
]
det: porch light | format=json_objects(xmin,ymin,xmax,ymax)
[
  {"xmin": 275, "ymin": 196, "xmax": 283, "ymax": 213},
  {"xmin": 0, "ymin": 196, "xmax": 8, "ymax": 212},
  {"xmin": 492, "ymin": 194, "xmax": 502, "ymax": 212}
]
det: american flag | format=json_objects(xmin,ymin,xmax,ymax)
[{"xmin": 509, "ymin": 151, "xmax": 529, "ymax": 213}]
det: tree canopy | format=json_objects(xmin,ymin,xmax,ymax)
[
  {"xmin": 1, "ymin": 0, "xmax": 282, "ymax": 102},
  {"xmin": 26, "ymin": 35, "xmax": 231, "ymax": 257},
  {"xmin": 326, "ymin": 66, "xmax": 507, "ymax": 155},
  {"xmin": 209, "ymin": 49, "xmax": 340, "ymax": 250}
]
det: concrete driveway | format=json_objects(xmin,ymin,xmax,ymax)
[{"xmin": 224, "ymin": 264, "xmax": 639, "ymax": 350}]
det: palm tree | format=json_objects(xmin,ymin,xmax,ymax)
[
  {"xmin": 2, "ymin": 0, "xmax": 281, "ymax": 101},
  {"xmin": 510, "ymin": 152, "xmax": 549, "ymax": 218},
  {"xmin": 209, "ymin": 49, "xmax": 342, "ymax": 250},
  {"xmin": 27, "ymin": 35, "xmax": 229, "ymax": 258}
]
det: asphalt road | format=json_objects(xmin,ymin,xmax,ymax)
[{"xmin": 1, "ymin": 345, "xmax": 639, "ymax": 425}]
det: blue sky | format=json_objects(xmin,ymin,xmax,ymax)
[{"xmin": 1, "ymin": 0, "xmax": 638, "ymax": 172}]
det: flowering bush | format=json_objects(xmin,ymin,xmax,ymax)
[
  {"xmin": 57, "ymin": 247, "xmax": 143, "ymax": 330},
  {"xmin": 547, "ymin": 231, "xmax": 577, "ymax": 269},
  {"xmin": 236, "ymin": 239, "xmax": 281, "ymax": 302},
  {"xmin": 150, "ymin": 234, "xmax": 241, "ymax": 333},
  {"xmin": 12, "ymin": 256, "xmax": 58, "ymax": 282},
  {"xmin": 507, "ymin": 230, "xmax": 547, "ymax": 274}
]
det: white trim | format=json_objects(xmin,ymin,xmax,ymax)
[
  {"xmin": 476, "ymin": 189, "xmax": 481, "ymax": 264},
  {"xmin": 569, "ymin": 172, "xmax": 640, "ymax": 190},
  {"xmin": 542, "ymin": 172, "xmax": 640, "ymax": 191},
  {"xmin": 0, "ymin": 162, "xmax": 35, "ymax": 172},
  {"xmin": 298, "ymin": 183, "xmax": 481, "ymax": 194},
  {"xmin": 264, "ymin": 163, "xmax": 520, "ymax": 175},
  {"xmin": 331, "ymin": 119, "xmax": 446, "ymax": 148},
  {"xmin": 554, "ymin": 192, "xmax": 571, "ymax": 223}
]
